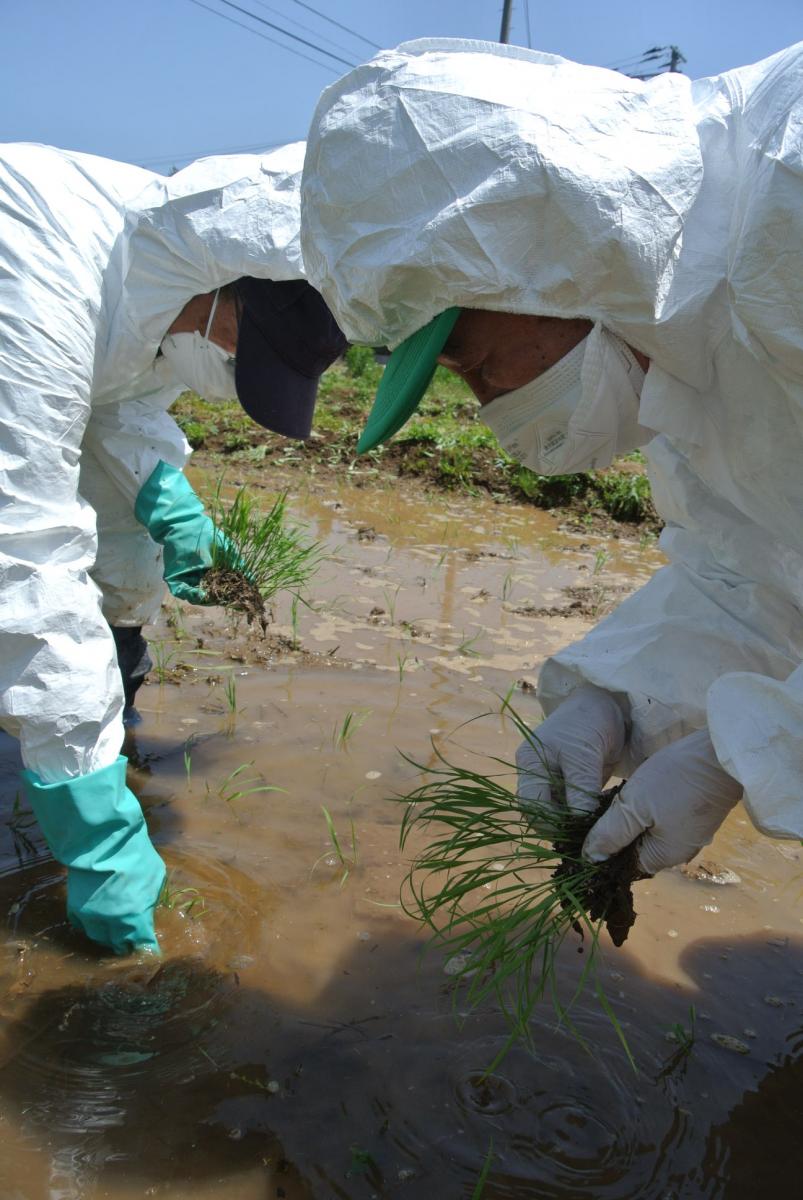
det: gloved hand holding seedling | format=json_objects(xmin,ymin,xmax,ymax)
[
  {"xmin": 204, "ymin": 481, "xmax": 320, "ymax": 631},
  {"xmin": 516, "ymin": 685, "xmax": 644, "ymax": 947},
  {"xmin": 520, "ymin": 685, "xmax": 742, "ymax": 868},
  {"xmin": 136, "ymin": 463, "xmax": 319, "ymax": 632}
]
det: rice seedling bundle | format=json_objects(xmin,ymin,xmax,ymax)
[
  {"xmin": 204, "ymin": 484, "xmax": 320, "ymax": 630},
  {"xmin": 396, "ymin": 707, "xmax": 644, "ymax": 1066}
]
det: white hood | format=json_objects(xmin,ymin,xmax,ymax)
[
  {"xmin": 302, "ymin": 38, "xmax": 803, "ymax": 395},
  {"xmin": 301, "ymin": 40, "xmax": 705, "ymax": 355},
  {"xmin": 96, "ymin": 141, "xmax": 306, "ymax": 397}
]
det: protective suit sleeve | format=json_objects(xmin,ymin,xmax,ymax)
[
  {"xmin": 81, "ymin": 377, "xmax": 190, "ymax": 509},
  {"xmin": 0, "ymin": 148, "xmax": 129, "ymax": 783},
  {"xmin": 537, "ymin": 555, "xmax": 803, "ymax": 840},
  {"xmin": 707, "ymin": 664, "xmax": 803, "ymax": 839}
]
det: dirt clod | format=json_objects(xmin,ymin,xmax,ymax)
[
  {"xmin": 552, "ymin": 784, "xmax": 646, "ymax": 947},
  {"xmin": 202, "ymin": 567, "xmax": 268, "ymax": 633}
]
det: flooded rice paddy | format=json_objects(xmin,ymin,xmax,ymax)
[{"xmin": 1, "ymin": 477, "xmax": 801, "ymax": 1199}]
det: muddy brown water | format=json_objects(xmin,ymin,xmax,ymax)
[{"xmin": 1, "ymin": 477, "xmax": 801, "ymax": 1199}]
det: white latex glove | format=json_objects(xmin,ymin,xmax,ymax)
[
  {"xmin": 583, "ymin": 729, "xmax": 742, "ymax": 875},
  {"xmin": 516, "ymin": 686, "xmax": 626, "ymax": 816}
]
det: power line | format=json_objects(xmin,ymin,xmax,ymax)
[
  {"xmin": 186, "ymin": 0, "xmax": 340, "ymax": 74},
  {"xmin": 248, "ymin": 0, "xmax": 364, "ymax": 59},
  {"xmin": 289, "ymin": 0, "xmax": 382, "ymax": 51},
  {"xmin": 605, "ymin": 45, "xmax": 686, "ymax": 78},
  {"xmin": 216, "ymin": 0, "xmax": 358, "ymax": 67},
  {"xmin": 623, "ymin": 45, "xmax": 687, "ymax": 79},
  {"xmin": 602, "ymin": 47, "xmax": 663, "ymax": 70},
  {"xmin": 136, "ymin": 136, "xmax": 292, "ymax": 169}
]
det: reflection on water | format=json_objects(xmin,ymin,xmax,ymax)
[{"xmin": 1, "ymin": 480, "xmax": 801, "ymax": 1198}]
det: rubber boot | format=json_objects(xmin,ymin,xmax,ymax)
[
  {"xmin": 111, "ymin": 625, "xmax": 153, "ymax": 726},
  {"xmin": 20, "ymin": 756, "xmax": 165, "ymax": 954}
]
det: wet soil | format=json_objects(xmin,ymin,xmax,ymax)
[
  {"xmin": 203, "ymin": 566, "xmax": 268, "ymax": 632},
  {"xmin": 1, "ymin": 474, "xmax": 801, "ymax": 1200},
  {"xmin": 553, "ymin": 785, "xmax": 643, "ymax": 947}
]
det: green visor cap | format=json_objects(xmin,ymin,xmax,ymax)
[{"xmin": 356, "ymin": 308, "xmax": 461, "ymax": 453}]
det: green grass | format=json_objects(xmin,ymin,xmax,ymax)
[
  {"xmin": 394, "ymin": 705, "xmax": 636, "ymax": 1072},
  {"xmin": 174, "ymin": 356, "xmax": 659, "ymax": 527}
]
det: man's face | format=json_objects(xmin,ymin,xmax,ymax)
[
  {"xmin": 166, "ymin": 290, "xmax": 240, "ymax": 355},
  {"xmin": 436, "ymin": 310, "xmax": 593, "ymax": 405}
]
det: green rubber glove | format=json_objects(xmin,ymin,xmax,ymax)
[
  {"xmin": 21, "ymin": 756, "xmax": 165, "ymax": 955},
  {"xmin": 135, "ymin": 461, "xmax": 226, "ymax": 605}
]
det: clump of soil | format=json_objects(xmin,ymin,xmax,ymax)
[
  {"xmin": 202, "ymin": 567, "xmax": 268, "ymax": 633},
  {"xmin": 552, "ymin": 784, "xmax": 646, "ymax": 947}
]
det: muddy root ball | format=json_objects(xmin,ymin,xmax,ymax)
[
  {"xmin": 552, "ymin": 784, "xmax": 647, "ymax": 947},
  {"xmin": 201, "ymin": 567, "xmax": 268, "ymax": 633}
]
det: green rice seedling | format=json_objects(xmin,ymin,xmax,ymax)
[
  {"xmin": 592, "ymin": 548, "xmax": 611, "ymax": 576},
  {"xmin": 158, "ymin": 873, "xmax": 207, "ymax": 919},
  {"xmin": 501, "ymin": 570, "xmax": 519, "ymax": 602},
  {"xmin": 206, "ymin": 761, "xmax": 284, "ymax": 805},
  {"xmin": 395, "ymin": 705, "xmax": 640, "ymax": 1071},
  {"xmin": 669, "ymin": 1004, "xmax": 697, "ymax": 1054},
  {"xmin": 150, "ymin": 639, "xmax": 178, "ymax": 684},
  {"xmin": 313, "ymin": 805, "xmax": 359, "ymax": 886},
  {"xmin": 183, "ymin": 735, "xmax": 196, "ymax": 787},
  {"xmin": 381, "ymin": 584, "xmax": 401, "ymax": 624},
  {"xmin": 289, "ymin": 593, "xmax": 301, "ymax": 650},
  {"xmin": 396, "ymin": 652, "xmax": 410, "ymax": 683},
  {"xmin": 166, "ymin": 603, "xmax": 188, "ymax": 640},
  {"xmin": 333, "ymin": 707, "xmax": 372, "ymax": 750},
  {"xmin": 658, "ymin": 1004, "xmax": 697, "ymax": 1077},
  {"xmin": 471, "ymin": 1141, "xmax": 495, "ymax": 1200},
  {"xmin": 456, "ymin": 630, "xmax": 482, "ymax": 657},
  {"xmin": 204, "ymin": 483, "xmax": 321, "ymax": 630},
  {"xmin": 224, "ymin": 673, "xmax": 238, "ymax": 715}
]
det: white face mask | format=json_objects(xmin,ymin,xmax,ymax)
[
  {"xmin": 481, "ymin": 323, "xmax": 651, "ymax": 475},
  {"xmin": 160, "ymin": 289, "xmax": 238, "ymax": 401}
]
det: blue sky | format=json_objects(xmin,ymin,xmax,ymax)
[{"xmin": 3, "ymin": 0, "xmax": 801, "ymax": 172}]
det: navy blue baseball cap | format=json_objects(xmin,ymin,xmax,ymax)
[{"xmin": 234, "ymin": 277, "xmax": 347, "ymax": 439}]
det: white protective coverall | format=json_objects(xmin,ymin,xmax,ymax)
[
  {"xmin": 301, "ymin": 39, "xmax": 803, "ymax": 840},
  {"xmin": 0, "ymin": 141, "xmax": 305, "ymax": 784}
]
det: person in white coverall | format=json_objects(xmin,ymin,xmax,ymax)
[
  {"xmin": 300, "ymin": 38, "xmax": 803, "ymax": 878},
  {"xmin": 0, "ymin": 142, "xmax": 345, "ymax": 955}
]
